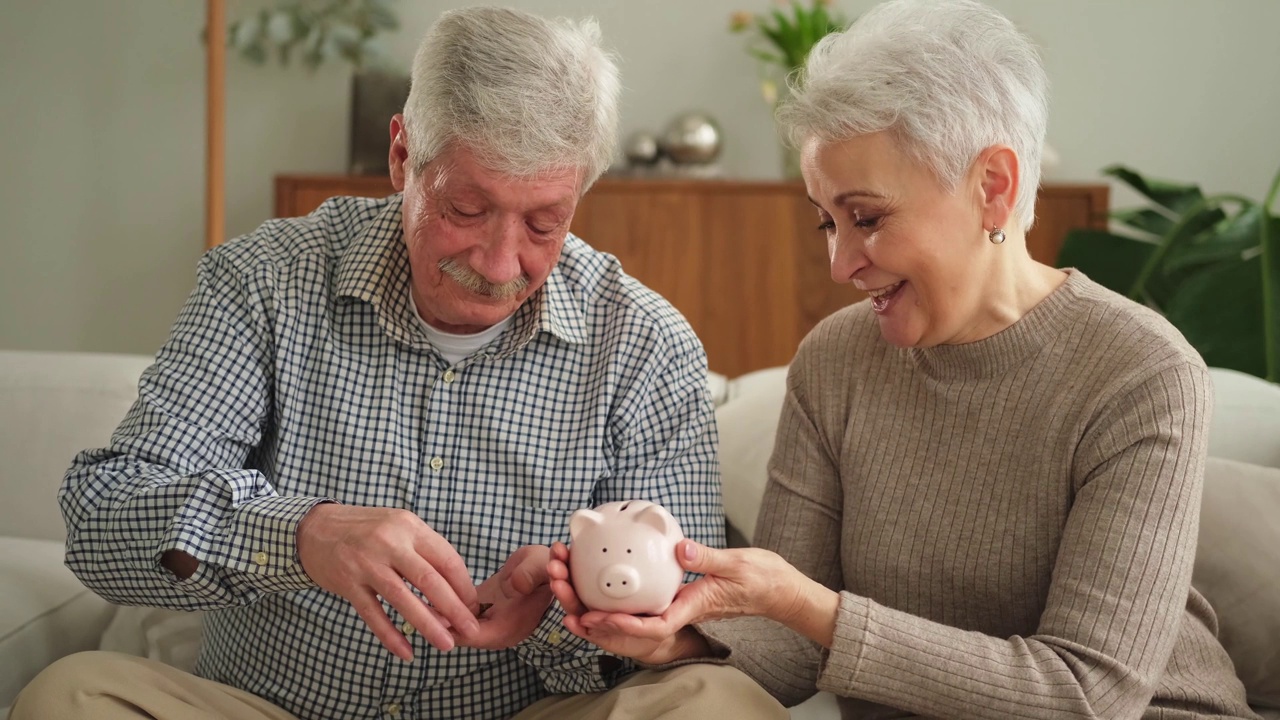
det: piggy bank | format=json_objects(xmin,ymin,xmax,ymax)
[{"xmin": 568, "ymin": 500, "xmax": 685, "ymax": 615}]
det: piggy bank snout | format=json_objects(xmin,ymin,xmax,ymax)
[{"xmin": 599, "ymin": 564, "xmax": 641, "ymax": 599}]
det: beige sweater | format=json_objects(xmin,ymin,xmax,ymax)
[{"xmin": 701, "ymin": 271, "xmax": 1257, "ymax": 719}]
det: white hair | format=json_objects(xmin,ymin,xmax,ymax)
[
  {"xmin": 403, "ymin": 7, "xmax": 621, "ymax": 192},
  {"xmin": 778, "ymin": 0, "xmax": 1049, "ymax": 229}
]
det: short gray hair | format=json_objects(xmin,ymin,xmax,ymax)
[
  {"xmin": 778, "ymin": 0, "xmax": 1049, "ymax": 229},
  {"xmin": 403, "ymin": 7, "xmax": 621, "ymax": 191}
]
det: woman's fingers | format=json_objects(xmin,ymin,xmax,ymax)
[{"xmin": 550, "ymin": 578, "xmax": 588, "ymax": 616}]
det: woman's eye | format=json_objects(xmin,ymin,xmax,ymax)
[
  {"xmin": 855, "ymin": 215, "xmax": 881, "ymax": 230},
  {"xmin": 816, "ymin": 220, "xmax": 836, "ymax": 232}
]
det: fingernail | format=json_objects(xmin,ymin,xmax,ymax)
[{"xmin": 683, "ymin": 542, "xmax": 697, "ymax": 562}]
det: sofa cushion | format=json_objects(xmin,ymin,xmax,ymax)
[
  {"xmin": 1207, "ymin": 367, "xmax": 1280, "ymax": 469},
  {"xmin": 716, "ymin": 367, "xmax": 788, "ymax": 542},
  {"xmin": 0, "ymin": 350, "xmax": 153, "ymax": 541},
  {"xmin": 0, "ymin": 536, "xmax": 116, "ymax": 709},
  {"xmin": 1193, "ymin": 456, "xmax": 1280, "ymax": 709}
]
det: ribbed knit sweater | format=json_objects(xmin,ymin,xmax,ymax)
[{"xmin": 700, "ymin": 271, "xmax": 1258, "ymax": 719}]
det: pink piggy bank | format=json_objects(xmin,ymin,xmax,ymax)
[{"xmin": 568, "ymin": 500, "xmax": 685, "ymax": 615}]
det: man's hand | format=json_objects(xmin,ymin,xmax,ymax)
[
  {"xmin": 296, "ymin": 504, "xmax": 480, "ymax": 660},
  {"xmin": 453, "ymin": 545, "xmax": 555, "ymax": 650}
]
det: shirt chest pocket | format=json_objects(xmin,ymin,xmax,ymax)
[{"xmin": 492, "ymin": 432, "xmax": 613, "ymax": 512}]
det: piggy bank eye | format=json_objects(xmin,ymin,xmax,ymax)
[
  {"xmin": 626, "ymin": 549, "xmax": 632, "ymax": 554},
  {"xmin": 602, "ymin": 548, "xmax": 607, "ymax": 553}
]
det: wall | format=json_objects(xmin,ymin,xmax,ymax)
[{"xmin": 1, "ymin": 0, "xmax": 1277, "ymax": 354}]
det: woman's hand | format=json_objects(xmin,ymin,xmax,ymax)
[
  {"xmin": 548, "ymin": 538, "xmax": 838, "ymax": 658},
  {"xmin": 548, "ymin": 542, "xmax": 704, "ymax": 664},
  {"xmin": 453, "ymin": 545, "xmax": 555, "ymax": 650}
]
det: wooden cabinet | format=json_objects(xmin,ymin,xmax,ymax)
[{"xmin": 275, "ymin": 175, "xmax": 1107, "ymax": 376}]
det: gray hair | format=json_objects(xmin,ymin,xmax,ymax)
[
  {"xmin": 403, "ymin": 7, "xmax": 621, "ymax": 191},
  {"xmin": 778, "ymin": 0, "xmax": 1049, "ymax": 229}
]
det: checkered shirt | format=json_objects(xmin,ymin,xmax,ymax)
[{"xmin": 59, "ymin": 194, "xmax": 725, "ymax": 720}]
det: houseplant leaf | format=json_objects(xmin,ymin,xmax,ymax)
[
  {"xmin": 1056, "ymin": 229, "xmax": 1155, "ymax": 296},
  {"xmin": 1104, "ymin": 165, "xmax": 1206, "ymax": 215},
  {"xmin": 1112, "ymin": 208, "xmax": 1175, "ymax": 238},
  {"xmin": 1261, "ymin": 169, "xmax": 1280, "ymax": 381},
  {"xmin": 1162, "ymin": 204, "xmax": 1262, "ymax": 278},
  {"xmin": 1165, "ymin": 256, "xmax": 1266, "ymax": 378}
]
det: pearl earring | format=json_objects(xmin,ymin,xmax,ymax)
[{"xmin": 988, "ymin": 227, "xmax": 1006, "ymax": 245}]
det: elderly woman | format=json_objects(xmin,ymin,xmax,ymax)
[{"xmin": 548, "ymin": 0, "xmax": 1259, "ymax": 718}]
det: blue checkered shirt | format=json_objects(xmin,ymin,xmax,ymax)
[{"xmin": 60, "ymin": 195, "xmax": 725, "ymax": 720}]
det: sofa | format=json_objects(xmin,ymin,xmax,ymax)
[{"xmin": 2, "ymin": 349, "xmax": 1278, "ymax": 718}]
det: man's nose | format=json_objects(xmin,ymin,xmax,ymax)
[{"xmin": 470, "ymin": 218, "xmax": 525, "ymax": 285}]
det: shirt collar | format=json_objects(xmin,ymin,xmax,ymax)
[{"xmin": 334, "ymin": 194, "xmax": 588, "ymax": 354}]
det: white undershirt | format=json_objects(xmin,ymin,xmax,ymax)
[{"xmin": 411, "ymin": 292, "xmax": 515, "ymax": 365}]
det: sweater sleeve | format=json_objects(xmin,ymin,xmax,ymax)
[
  {"xmin": 698, "ymin": 351, "xmax": 844, "ymax": 707},
  {"xmin": 815, "ymin": 361, "xmax": 1214, "ymax": 720}
]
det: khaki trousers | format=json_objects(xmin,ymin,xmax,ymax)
[{"xmin": 9, "ymin": 651, "xmax": 787, "ymax": 720}]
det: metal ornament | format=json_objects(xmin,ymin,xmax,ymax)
[
  {"xmin": 988, "ymin": 227, "xmax": 1006, "ymax": 244},
  {"xmin": 658, "ymin": 112, "xmax": 723, "ymax": 165}
]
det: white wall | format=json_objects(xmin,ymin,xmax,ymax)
[{"xmin": 1, "ymin": 0, "xmax": 1277, "ymax": 354}]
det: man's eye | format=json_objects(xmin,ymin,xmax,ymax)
[{"xmin": 451, "ymin": 205, "xmax": 483, "ymax": 218}]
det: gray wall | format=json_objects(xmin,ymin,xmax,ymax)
[{"xmin": 2, "ymin": 0, "xmax": 1277, "ymax": 355}]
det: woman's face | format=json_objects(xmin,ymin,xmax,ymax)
[{"xmin": 802, "ymin": 131, "xmax": 1002, "ymax": 348}]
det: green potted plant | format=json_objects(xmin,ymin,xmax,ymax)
[
  {"xmin": 222, "ymin": 0, "xmax": 405, "ymax": 175},
  {"xmin": 1056, "ymin": 165, "xmax": 1280, "ymax": 383},
  {"xmin": 729, "ymin": 0, "xmax": 851, "ymax": 177}
]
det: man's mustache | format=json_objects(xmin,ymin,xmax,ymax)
[{"xmin": 438, "ymin": 258, "xmax": 530, "ymax": 299}]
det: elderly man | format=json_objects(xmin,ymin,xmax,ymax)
[{"xmin": 10, "ymin": 7, "xmax": 785, "ymax": 720}]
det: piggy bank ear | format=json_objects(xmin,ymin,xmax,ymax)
[
  {"xmin": 633, "ymin": 504, "xmax": 675, "ymax": 536},
  {"xmin": 569, "ymin": 509, "xmax": 604, "ymax": 540}
]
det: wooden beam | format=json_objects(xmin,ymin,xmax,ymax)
[{"xmin": 205, "ymin": 0, "xmax": 226, "ymax": 249}]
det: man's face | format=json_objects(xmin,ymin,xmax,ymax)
[{"xmin": 389, "ymin": 115, "xmax": 582, "ymax": 334}]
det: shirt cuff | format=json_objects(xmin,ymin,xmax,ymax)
[
  {"xmin": 213, "ymin": 494, "xmax": 335, "ymax": 594},
  {"xmin": 815, "ymin": 591, "xmax": 871, "ymax": 697}
]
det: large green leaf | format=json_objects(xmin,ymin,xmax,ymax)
[
  {"xmin": 1056, "ymin": 229, "xmax": 1156, "ymax": 295},
  {"xmin": 1104, "ymin": 165, "xmax": 1206, "ymax": 215},
  {"xmin": 1165, "ymin": 257, "xmax": 1266, "ymax": 377},
  {"xmin": 1259, "ymin": 207, "xmax": 1280, "ymax": 381},
  {"xmin": 1111, "ymin": 208, "xmax": 1175, "ymax": 238},
  {"xmin": 1162, "ymin": 205, "xmax": 1262, "ymax": 278}
]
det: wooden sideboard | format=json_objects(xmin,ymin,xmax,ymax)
[{"xmin": 275, "ymin": 174, "xmax": 1107, "ymax": 377}]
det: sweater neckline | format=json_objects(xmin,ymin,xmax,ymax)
[{"xmin": 906, "ymin": 270, "xmax": 1090, "ymax": 382}]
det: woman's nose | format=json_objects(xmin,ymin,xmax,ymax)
[{"xmin": 829, "ymin": 233, "xmax": 869, "ymax": 284}]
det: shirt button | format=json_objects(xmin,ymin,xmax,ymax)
[
  {"xmin": 429, "ymin": 456, "xmax": 444, "ymax": 471},
  {"xmin": 443, "ymin": 369, "xmax": 456, "ymax": 383},
  {"xmin": 401, "ymin": 621, "xmax": 414, "ymax": 636},
  {"xmin": 252, "ymin": 551, "xmax": 269, "ymax": 566},
  {"xmin": 548, "ymin": 629, "xmax": 563, "ymax": 645},
  {"xmin": 384, "ymin": 702, "xmax": 401, "ymax": 717}
]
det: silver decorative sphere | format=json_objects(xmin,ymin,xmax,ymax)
[
  {"xmin": 623, "ymin": 131, "xmax": 661, "ymax": 166},
  {"xmin": 659, "ymin": 112, "xmax": 723, "ymax": 164}
]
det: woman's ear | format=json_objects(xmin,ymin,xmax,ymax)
[{"xmin": 977, "ymin": 145, "xmax": 1019, "ymax": 231}]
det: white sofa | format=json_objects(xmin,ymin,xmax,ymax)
[{"xmin": 2, "ymin": 350, "xmax": 1278, "ymax": 718}]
